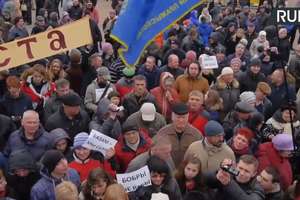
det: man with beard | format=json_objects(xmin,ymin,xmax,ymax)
[{"xmin": 184, "ymin": 120, "xmax": 235, "ymax": 173}]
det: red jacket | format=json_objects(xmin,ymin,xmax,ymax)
[
  {"xmin": 115, "ymin": 78, "xmax": 134, "ymax": 99},
  {"xmin": 115, "ymin": 134, "xmax": 152, "ymax": 172},
  {"xmin": 21, "ymin": 81, "xmax": 56, "ymax": 104},
  {"xmin": 188, "ymin": 111, "xmax": 208, "ymax": 135},
  {"xmin": 256, "ymin": 142, "xmax": 292, "ymax": 190},
  {"xmin": 69, "ymin": 158, "xmax": 116, "ymax": 182}
]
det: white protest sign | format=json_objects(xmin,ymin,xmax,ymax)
[
  {"xmin": 116, "ymin": 166, "xmax": 152, "ymax": 192},
  {"xmin": 95, "ymin": 87, "xmax": 114, "ymax": 102},
  {"xmin": 201, "ymin": 55, "xmax": 218, "ymax": 69},
  {"xmin": 83, "ymin": 129, "xmax": 117, "ymax": 155}
]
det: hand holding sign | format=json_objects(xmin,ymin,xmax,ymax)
[
  {"xmin": 200, "ymin": 54, "xmax": 218, "ymax": 69},
  {"xmin": 83, "ymin": 130, "xmax": 117, "ymax": 156},
  {"xmin": 117, "ymin": 166, "xmax": 152, "ymax": 192}
]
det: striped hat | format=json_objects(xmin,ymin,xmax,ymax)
[{"xmin": 73, "ymin": 132, "xmax": 89, "ymax": 149}]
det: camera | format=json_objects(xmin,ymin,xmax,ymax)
[{"xmin": 221, "ymin": 165, "xmax": 239, "ymax": 176}]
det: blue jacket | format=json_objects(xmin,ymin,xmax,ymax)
[
  {"xmin": 4, "ymin": 127, "xmax": 52, "ymax": 161},
  {"xmin": 198, "ymin": 23, "xmax": 213, "ymax": 47},
  {"xmin": 31, "ymin": 167, "xmax": 80, "ymax": 200}
]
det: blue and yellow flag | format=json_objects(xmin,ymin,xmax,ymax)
[{"xmin": 111, "ymin": 0, "xmax": 205, "ymax": 66}]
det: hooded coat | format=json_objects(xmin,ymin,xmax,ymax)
[
  {"xmin": 211, "ymin": 76, "xmax": 240, "ymax": 116},
  {"xmin": 150, "ymin": 72, "xmax": 180, "ymax": 122},
  {"xmin": 7, "ymin": 149, "xmax": 40, "ymax": 200},
  {"xmin": 4, "ymin": 127, "xmax": 52, "ymax": 161},
  {"xmin": 256, "ymin": 142, "xmax": 293, "ymax": 190},
  {"xmin": 89, "ymin": 98, "xmax": 122, "ymax": 140},
  {"xmin": 31, "ymin": 167, "xmax": 80, "ymax": 200},
  {"xmin": 50, "ymin": 128, "xmax": 73, "ymax": 162}
]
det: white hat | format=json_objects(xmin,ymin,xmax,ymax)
[
  {"xmin": 240, "ymin": 91, "xmax": 256, "ymax": 105},
  {"xmin": 140, "ymin": 103, "xmax": 156, "ymax": 121},
  {"xmin": 221, "ymin": 67, "xmax": 234, "ymax": 76},
  {"xmin": 259, "ymin": 30, "xmax": 267, "ymax": 36},
  {"xmin": 151, "ymin": 193, "xmax": 169, "ymax": 200}
]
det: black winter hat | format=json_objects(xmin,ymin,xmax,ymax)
[
  {"xmin": 172, "ymin": 102, "xmax": 188, "ymax": 115},
  {"xmin": 61, "ymin": 91, "xmax": 82, "ymax": 106},
  {"xmin": 249, "ymin": 58, "xmax": 261, "ymax": 67},
  {"xmin": 122, "ymin": 121, "xmax": 139, "ymax": 134},
  {"xmin": 42, "ymin": 150, "xmax": 65, "ymax": 174},
  {"xmin": 8, "ymin": 149, "xmax": 37, "ymax": 173}
]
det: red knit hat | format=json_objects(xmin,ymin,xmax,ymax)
[{"xmin": 236, "ymin": 128, "xmax": 254, "ymax": 143}]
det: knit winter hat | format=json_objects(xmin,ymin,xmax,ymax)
[
  {"xmin": 249, "ymin": 58, "xmax": 261, "ymax": 67},
  {"xmin": 240, "ymin": 91, "xmax": 256, "ymax": 105},
  {"xmin": 101, "ymin": 42, "xmax": 113, "ymax": 53},
  {"xmin": 122, "ymin": 67, "xmax": 136, "ymax": 77},
  {"xmin": 272, "ymin": 134, "xmax": 294, "ymax": 151},
  {"xmin": 73, "ymin": 132, "xmax": 89, "ymax": 149},
  {"xmin": 220, "ymin": 67, "xmax": 234, "ymax": 76},
  {"xmin": 42, "ymin": 150, "xmax": 65, "ymax": 174},
  {"xmin": 205, "ymin": 120, "xmax": 224, "ymax": 136}
]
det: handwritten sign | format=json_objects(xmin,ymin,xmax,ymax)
[
  {"xmin": 201, "ymin": 55, "xmax": 218, "ymax": 69},
  {"xmin": 83, "ymin": 129, "xmax": 117, "ymax": 155},
  {"xmin": 116, "ymin": 166, "xmax": 152, "ymax": 192}
]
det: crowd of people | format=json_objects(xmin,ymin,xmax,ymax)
[{"xmin": 1, "ymin": 0, "xmax": 300, "ymax": 199}]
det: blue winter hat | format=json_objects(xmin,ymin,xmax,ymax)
[
  {"xmin": 205, "ymin": 120, "xmax": 224, "ymax": 137},
  {"xmin": 73, "ymin": 132, "xmax": 89, "ymax": 149}
]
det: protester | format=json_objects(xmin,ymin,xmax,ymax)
[
  {"xmin": 184, "ymin": 120, "xmax": 235, "ymax": 173},
  {"xmin": 68, "ymin": 132, "xmax": 116, "ymax": 182},
  {"xmin": 126, "ymin": 102, "xmax": 166, "ymax": 138},
  {"xmin": 115, "ymin": 122, "xmax": 152, "ymax": 172},
  {"xmin": 79, "ymin": 168, "xmax": 115, "ymax": 199},
  {"xmin": 150, "ymin": 72, "xmax": 179, "ymax": 122},
  {"xmin": 31, "ymin": 150, "xmax": 80, "ymax": 200},
  {"xmin": 55, "ymin": 181, "xmax": 79, "ymax": 200},
  {"xmin": 205, "ymin": 155, "xmax": 265, "ymax": 200},
  {"xmin": 131, "ymin": 156, "xmax": 182, "ymax": 200},
  {"xmin": 157, "ymin": 103, "xmax": 202, "ymax": 166},
  {"xmin": 4, "ymin": 110, "xmax": 52, "ymax": 161},
  {"xmin": 45, "ymin": 91, "xmax": 90, "ymax": 140},
  {"xmin": 256, "ymin": 133, "xmax": 294, "ymax": 190}
]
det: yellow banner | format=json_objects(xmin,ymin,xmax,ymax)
[
  {"xmin": 0, "ymin": 17, "xmax": 92, "ymax": 71},
  {"xmin": 250, "ymin": 0, "xmax": 259, "ymax": 6}
]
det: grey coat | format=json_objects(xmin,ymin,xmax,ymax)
[{"xmin": 126, "ymin": 111, "xmax": 166, "ymax": 138}]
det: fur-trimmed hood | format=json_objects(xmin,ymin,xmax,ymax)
[{"xmin": 214, "ymin": 76, "xmax": 239, "ymax": 90}]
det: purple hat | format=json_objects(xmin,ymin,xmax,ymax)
[{"xmin": 272, "ymin": 134, "xmax": 294, "ymax": 151}]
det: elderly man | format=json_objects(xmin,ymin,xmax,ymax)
[
  {"xmin": 184, "ymin": 120, "xmax": 235, "ymax": 173},
  {"xmin": 45, "ymin": 92, "xmax": 90, "ymax": 141},
  {"xmin": 126, "ymin": 102, "xmax": 166, "ymax": 138},
  {"xmin": 157, "ymin": 103, "xmax": 202, "ymax": 166},
  {"xmin": 4, "ymin": 110, "xmax": 52, "ymax": 161},
  {"xmin": 157, "ymin": 54, "xmax": 184, "ymax": 84},
  {"xmin": 126, "ymin": 135, "xmax": 175, "ymax": 172}
]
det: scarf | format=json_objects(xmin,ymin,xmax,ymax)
[{"xmin": 230, "ymin": 142, "xmax": 249, "ymax": 156}]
